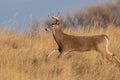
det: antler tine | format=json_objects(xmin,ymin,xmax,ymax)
[
  {"xmin": 48, "ymin": 13, "xmax": 59, "ymax": 20},
  {"xmin": 48, "ymin": 14, "xmax": 50, "ymax": 18},
  {"xmin": 48, "ymin": 13, "xmax": 54, "ymax": 18},
  {"xmin": 51, "ymin": 16, "xmax": 59, "ymax": 20},
  {"xmin": 48, "ymin": 13, "xmax": 52, "ymax": 18},
  {"xmin": 57, "ymin": 12, "xmax": 60, "ymax": 17}
]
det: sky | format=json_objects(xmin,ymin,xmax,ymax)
[{"xmin": 0, "ymin": 0, "xmax": 108, "ymax": 28}]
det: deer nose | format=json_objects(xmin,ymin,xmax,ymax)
[
  {"xmin": 45, "ymin": 28, "xmax": 48, "ymax": 31},
  {"xmin": 45, "ymin": 28, "xmax": 51, "ymax": 32}
]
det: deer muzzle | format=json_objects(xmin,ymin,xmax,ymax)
[{"xmin": 45, "ymin": 28, "xmax": 51, "ymax": 32}]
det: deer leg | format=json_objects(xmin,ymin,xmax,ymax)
[
  {"xmin": 97, "ymin": 51, "xmax": 104, "ymax": 60},
  {"xmin": 102, "ymin": 51, "xmax": 113, "ymax": 62},
  {"xmin": 47, "ymin": 49, "xmax": 59, "ymax": 59},
  {"xmin": 96, "ymin": 43, "xmax": 113, "ymax": 63},
  {"xmin": 62, "ymin": 52, "xmax": 69, "ymax": 57},
  {"xmin": 96, "ymin": 52, "xmax": 104, "ymax": 65},
  {"xmin": 106, "ymin": 48, "xmax": 120, "ymax": 65},
  {"xmin": 58, "ymin": 51, "xmax": 70, "ymax": 58},
  {"xmin": 103, "ymin": 43, "xmax": 114, "ymax": 61},
  {"xmin": 105, "ymin": 50, "xmax": 114, "ymax": 61},
  {"xmin": 97, "ymin": 45, "xmax": 120, "ymax": 66}
]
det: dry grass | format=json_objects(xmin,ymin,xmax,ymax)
[{"xmin": 0, "ymin": 25, "xmax": 120, "ymax": 80}]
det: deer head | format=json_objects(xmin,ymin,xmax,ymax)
[{"xmin": 45, "ymin": 13, "xmax": 63, "ymax": 32}]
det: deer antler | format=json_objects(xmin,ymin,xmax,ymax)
[
  {"xmin": 51, "ymin": 16, "xmax": 59, "ymax": 20},
  {"xmin": 48, "ymin": 12, "xmax": 60, "ymax": 20}
]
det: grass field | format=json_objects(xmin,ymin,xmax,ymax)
[{"xmin": 0, "ymin": 25, "xmax": 120, "ymax": 80}]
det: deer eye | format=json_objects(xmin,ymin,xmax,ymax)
[
  {"xmin": 51, "ymin": 23, "xmax": 55, "ymax": 27},
  {"xmin": 50, "ymin": 25, "xmax": 54, "ymax": 27},
  {"xmin": 51, "ymin": 23, "xmax": 54, "ymax": 25}
]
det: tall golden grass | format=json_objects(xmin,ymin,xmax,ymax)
[{"xmin": 0, "ymin": 25, "xmax": 120, "ymax": 80}]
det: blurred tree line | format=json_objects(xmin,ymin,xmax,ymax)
[
  {"xmin": 31, "ymin": 0, "xmax": 120, "ymax": 31},
  {"xmin": 64, "ymin": 0, "xmax": 120, "ymax": 28}
]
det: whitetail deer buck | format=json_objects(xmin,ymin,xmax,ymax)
[{"xmin": 45, "ymin": 14, "xmax": 120, "ymax": 65}]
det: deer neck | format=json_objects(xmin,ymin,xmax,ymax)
[{"xmin": 52, "ymin": 28, "xmax": 64, "ymax": 45}]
